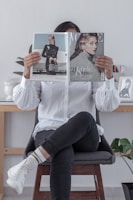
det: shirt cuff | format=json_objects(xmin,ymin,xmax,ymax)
[
  {"xmin": 105, "ymin": 77, "xmax": 115, "ymax": 90},
  {"xmin": 20, "ymin": 76, "xmax": 32, "ymax": 89}
]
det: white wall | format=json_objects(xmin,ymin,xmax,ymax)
[{"xmin": 1, "ymin": 0, "xmax": 133, "ymax": 189}]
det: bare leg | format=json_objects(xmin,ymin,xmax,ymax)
[{"xmin": 39, "ymin": 146, "xmax": 50, "ymax": 159}]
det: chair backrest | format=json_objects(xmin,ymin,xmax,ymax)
[
  {"xmin": 96, "ymin": 109, "xmax": 115, "ymax": 163},
  {"xmin": 96, "ymin": 108, "xmax": 100, "ymax": 125},
  {"xmin": 24, "ymin": 110, "xmax": 38, "ymax": 158}
]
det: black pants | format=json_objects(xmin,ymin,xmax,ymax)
[
  {"xmin": 35, "ymin": 111, "xmax": 99, "ymax": 200},
  {"xmin": 45, "ymin": 58, "xmax": 50, "ymax": 72}
]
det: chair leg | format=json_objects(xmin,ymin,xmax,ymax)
[
  {"xmin": 94, "ymin": 165, "xmax": 105, "ymax": 200},
  {"xmin": 33, "ymin": 164, "xmax": 105, "ymax": 200},
  {"xmin": 33, "ymin": 165, "xmax": 42, "ymax": 200},
  {"xmin": 33, "ymin": 164, "xmax": 50, "ymax": 200},
  {"xmin": 71, "ymin": 164, "xmax": 105, "ymax": 200}
]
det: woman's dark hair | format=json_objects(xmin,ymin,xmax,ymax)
[
  {"xmin": 28, "ymin": 21, "xmax": 80, "ymax": 54},
  {"xmin": 70, "ymin": 33, "xmax": 98, "ymax": 60},
  {"xmin": 54, "ymin": 21, "xmax": 80, "ymax": 32},
  {"xmin": 125, "ymin": 78, "xmax": 131, "ymax": 88}
]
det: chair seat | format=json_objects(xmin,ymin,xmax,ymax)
[
  {"xmin": 41, "ymin": 150, "xmax": 115, "ymax": 167},
  {"xmin": 74, "ymin": 151, "xmax": 115, "ymax": 164}
]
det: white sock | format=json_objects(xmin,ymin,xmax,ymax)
[
  {"xmin": 25, "ymin": 155, "xmax": 38, "ymax": 170},
  {"xmin": 31, "ymin": 148, "xmax": 46, "ymax": 164}
]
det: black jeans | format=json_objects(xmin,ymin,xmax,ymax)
[{"xmin": 35, "ymin": 111, "xmax": 99, "ymax": 200}]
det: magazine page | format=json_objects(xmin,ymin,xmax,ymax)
[
  {"xmin": 31, "ymin": 32, "xmax": 68, "ymax": 81},
  {"xmin": 31, "ymin": 32, "xmax": 104, "ymax": 82},
  {"xmin": 69, "ymin": 32, "xmax": 104, "ymax": 82}
]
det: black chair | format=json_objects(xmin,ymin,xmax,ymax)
[{"xmin": 24, "ymin": 110, "xmax": 115, "ymax": 200}]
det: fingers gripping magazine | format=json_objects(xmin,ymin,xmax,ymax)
[{"xmin": 31, "ymin": 32, "xmax": 104, "ymax": 82}]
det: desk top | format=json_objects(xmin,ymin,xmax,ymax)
[
  {"xmin": 0, "ymin": 101, "xmax": 15, "ymax": 105},
  {"xmin": 0, "ymin": 100, "xmax": 133, "ymax": 112},
  {"xmin": 0, "ymin": 99, "xmax": 28, "ymax": 112},
  {"xmin": 114, "ymin": 103, "xmax": 133, "ymax": 112},
  {"xmin": 0, "ymin": 98, "xmax": 14, "ymax": 104}
]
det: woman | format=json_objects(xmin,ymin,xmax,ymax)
[
  {"xmin": 70, "ymin": 33, "xmax": 102, "ymax": 81},
  {"xmin": 119, "ymin": 78, "xmax": 131, "ymax": 98},
  {"xmin": 7, "ymin": 21, "xmax": 120, "ymax": 200},
  {"xmin": 42, "ymin": 35, "xmax": 59, "ymax": 73}
]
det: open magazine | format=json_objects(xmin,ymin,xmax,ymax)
[{"xmin": 31, "ymin": 32, "xmax": 104, "ymax": 82}]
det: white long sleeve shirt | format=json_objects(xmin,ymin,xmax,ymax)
[{"xmin": 13, "ymin": 76, "xmax": 120, "ymax": 138}]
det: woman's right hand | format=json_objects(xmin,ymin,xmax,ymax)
[{"xmin": 23, "ymin": 52, "xmax": 41, "ymax": 79}]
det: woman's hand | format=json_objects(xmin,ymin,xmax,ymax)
[
  {"xmin": 23, "ymin": 52, "xmax": 41, "ymax": 79},
  {"xmin": 95, "ymin": 56, "xmax": 113, "ymax": 79}
]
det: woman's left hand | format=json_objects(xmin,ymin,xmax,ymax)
[{"xmin": 95, "ymin": 56, "xmax": 113, "ymax": 79}]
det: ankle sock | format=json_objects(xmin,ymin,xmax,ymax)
[{"xmin": 31, "ymin": 148, "xmax": 46, "ymax": 164}]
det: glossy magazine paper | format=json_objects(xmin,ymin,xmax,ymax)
[{"xmin": 31, "ymin": 32, "xmax": 104, "ymax": 82}]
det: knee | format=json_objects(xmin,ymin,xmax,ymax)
[{"xmin": 76, "ymin": 111, "xmax": 94, "ymax": 122}]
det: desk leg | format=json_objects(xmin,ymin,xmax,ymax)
[{"xmin": 0, "ymin": 112, "xmax": 4, "ymax": 200}]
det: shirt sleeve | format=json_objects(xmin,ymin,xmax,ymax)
[
  {"xmin": 93, "ymin": 78, "xmax": 120, "ymax": 112},
  {"xmin": 13, "ymin": 76, "xmax": 41, "ymax": 110}
]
